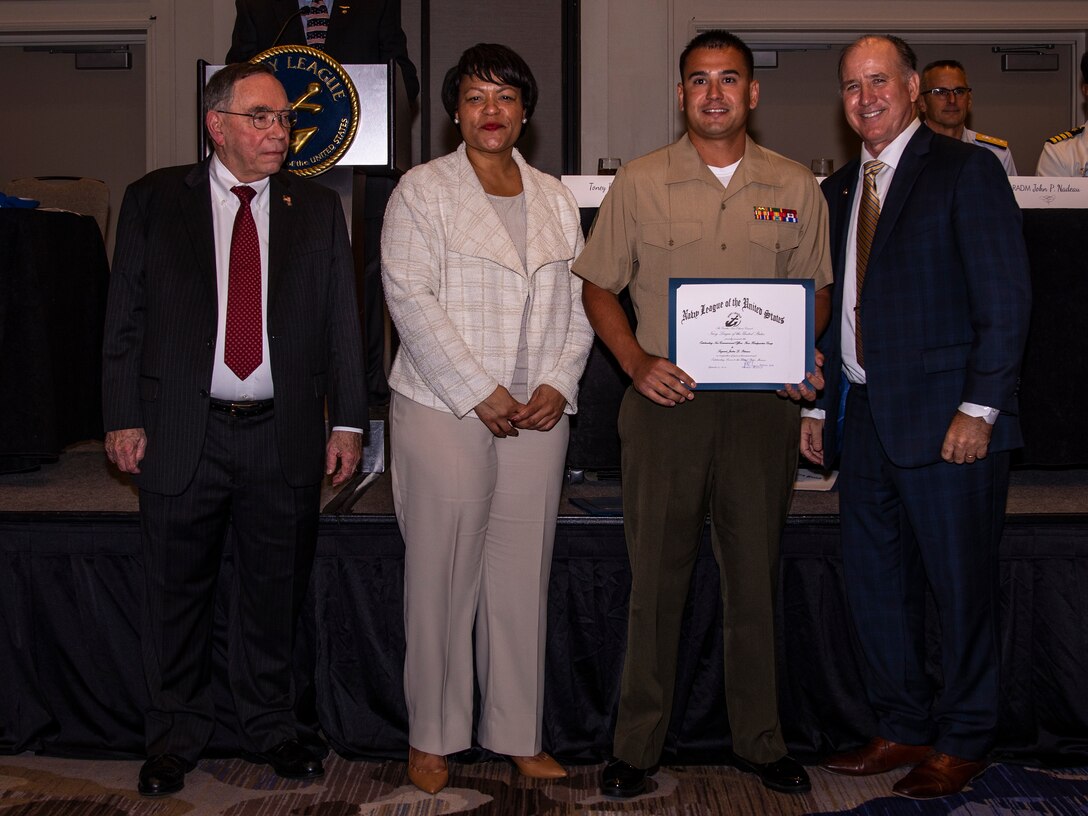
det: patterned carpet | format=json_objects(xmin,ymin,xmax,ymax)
[{"xmin": 2, "ymin": 753, "xmax": 1087, "ymax": 816}]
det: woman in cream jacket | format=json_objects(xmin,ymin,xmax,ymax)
[{"xmin": 380, "ymin": 43, "xmax": 593, "ymax": 794}]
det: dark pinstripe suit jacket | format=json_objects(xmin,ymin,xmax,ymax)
[
  {"xmin": 102, "ymin": 160, "xmax": 366, "ymax": 495},
  {"xmin": 226, "ymin": 0, "xmax": 420, "ymax": 101},
  {"xmin": 816, "ymin": 125, "xmax": 1032, "ymax": 468}
]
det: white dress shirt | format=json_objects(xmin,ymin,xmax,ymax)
[
  {"xmin": 840, "ymin": 120, "xmax": 920, "ymax": 386},
  {"xmin": 208, "ymin": 155, "xmax": 274, "ymax": 401}
]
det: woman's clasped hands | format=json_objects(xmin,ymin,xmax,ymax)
[{"xmin": 475, "ymin": 383, "xmax": 567, "ymax": 437}]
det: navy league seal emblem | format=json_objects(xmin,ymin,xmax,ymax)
[{"xmin": 250, "ymin": 45, "xmax": 359, "ymax": 177}]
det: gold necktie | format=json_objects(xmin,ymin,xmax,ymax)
[{"xmin": 855, "ymin": 159, "xmax": 885, "ymax": 367}]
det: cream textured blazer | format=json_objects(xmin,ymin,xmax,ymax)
[{"xmin": 381, "ymin": 143, "xmax": 594, "ymax": 418}]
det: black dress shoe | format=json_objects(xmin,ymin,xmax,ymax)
[
  {"xmin": 731, "ymin": 753, "xmax": 811, "ymax": 794},
  {"xmin": 138, "ymin": 753, "xmax": 189, "ymax": 797},
  {"xmin": 259, "ymin": 738, "xmax": 324, "ymax": 780},
  {"xmin": 600, "ymin": 758, "xmax": 651, "ymax": 798}
]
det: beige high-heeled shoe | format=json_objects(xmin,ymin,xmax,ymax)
[
  {"xmin": 407, "ymin": 746, "xmax": 448, "ymax": 794},
  {"xmin": 510, "ymin": 751, "xmax": 567, "ymax": 779}
]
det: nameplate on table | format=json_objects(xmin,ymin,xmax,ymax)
[
  {"xmin": 561, "ymin": 175, "xmax": 616, "ymax": 208},
  {"xmin": 1010, "ymin": 177, "xmax": 1088, "ymax": 208}
]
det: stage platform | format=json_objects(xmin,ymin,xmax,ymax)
[
  {"xmin": 3, "ymin": 438, "xmax": 1088, "ymax": 766},
  {"xmin": 2, "ymin": 438, "xmax": 1087, "ymax": 517}
]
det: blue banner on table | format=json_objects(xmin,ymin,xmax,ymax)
[{"xmin": 668, "ymin": 278, "xmax": 815, "ymax": 390}]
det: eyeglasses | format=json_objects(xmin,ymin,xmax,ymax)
[
  {"xmin": 920, "ymin": 87, "xmax": 972, "ymax": 98},
  {"xmin": 215, "ymin": 109, "xmax": 298, "ymax": 129}
]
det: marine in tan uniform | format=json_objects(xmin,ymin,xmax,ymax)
[{"xmin": 573, "ymin": 29, "xmax": 832, "ymax": 800}]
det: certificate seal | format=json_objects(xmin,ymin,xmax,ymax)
[{"xmin": 251, "ymin": 45, "xmax": 359, "ymax": 177}]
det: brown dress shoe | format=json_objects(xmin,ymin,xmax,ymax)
[
  {"xmin": 821, "ymin": 736, "xmax": 932, "ymax": 776},
  {"xmin": 407, "ymin": 746, "xmax": 448, "ymax": 794},
  {"xmin": 511, "ymin": 751, "xmax": 568, "ymax": 779},
  {"xmin": 892, "ymin": 752, "xmax": 988, "ymax": 799}
]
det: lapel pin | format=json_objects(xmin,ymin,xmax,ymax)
[{"xmin": 282, "ymin": 195, "xmax": 293, "ymax": 207}]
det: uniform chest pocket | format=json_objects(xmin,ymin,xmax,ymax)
[
  {"xmin": 636, "ymin": 220, "xmax": 704, "ymax": 292},
  {"xmin": 640, "ymin": 220, "xmax": 702, "ymax": 251},
  {"xmin": 748, "ymin": 220, "xmax": 801, "ymax": 252},
  {"xmin": 748, "ymin": 220, "xmax": 802, "ymax": 277}
]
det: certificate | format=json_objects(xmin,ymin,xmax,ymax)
[{"xmin": 668, "ymin": 279, "xmax": 815, "ymax": 390}]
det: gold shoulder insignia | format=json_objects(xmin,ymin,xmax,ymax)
[
  {"xmin": 974, "ymin": 132, "xmax": 1008, "ymax": 149},
  {"xmin": 1047, "ymin": 126, "xmax": 1085, "ymax": 145}
]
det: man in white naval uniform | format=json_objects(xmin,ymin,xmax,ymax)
[
  {"xmin": 1036, "ymin": 52, "xmax": 1088, "ymax": 177},
  {"xmin": 918, "ymin": 60, "xmax": 1017, "ymax": 175}
]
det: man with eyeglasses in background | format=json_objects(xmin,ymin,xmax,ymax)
[
  {"xmin": 917, "ymin": 60, "xmax": 1017, "ymax": 175},
  {"xmin": 1036, "ymin": 52, "xmax": 1088, "ymax": 176},
  {"xmin": 102, "ymin": 61, "xmax": 366, "ymax": 797}
]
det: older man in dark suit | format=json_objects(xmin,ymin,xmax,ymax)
[
  {"xmin": 102, "ymin": 61, "xmax": 366, "ymax": 797},
  {"xmin": 800, "ymin": 35, "xmax": 1030, "ymax": 799}
]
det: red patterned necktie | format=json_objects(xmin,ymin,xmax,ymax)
[
  {"xmin": 855, "ymin": 159, "xmax": 885, "ymax": 367},
  {"xmin": 224, "ymin": 185, "xmax": 262, "ymax": 380}
]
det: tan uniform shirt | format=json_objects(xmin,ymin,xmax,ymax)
[{"xmin": 573, "ymin": 134, "xmax": 832, "ymax": 358}]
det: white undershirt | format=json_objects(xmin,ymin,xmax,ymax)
[{"xmin": 708, "ymin": 157, "xmax": 742, "ymax": 188}]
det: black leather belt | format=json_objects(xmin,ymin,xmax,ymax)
[{"xmin": 208, "ymin": 398, "xmax": 274, "ymax": 417}]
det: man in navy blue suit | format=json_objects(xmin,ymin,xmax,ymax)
[{"xmin": 801, "ymin": 35, "xmax": 1031, "ymax": 799}]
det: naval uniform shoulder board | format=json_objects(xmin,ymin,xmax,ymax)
[
  {"xmin": 973, "ymin": 132, "xmax": 1008, "ymax": 150},
  {"xmin": 1046, "ymin": 126, "xmax": 1085, "ymax": 145}
]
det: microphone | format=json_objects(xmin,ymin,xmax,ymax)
[{"xmin": 271, "ymin": 4, "xmax": 315, "ymax": 49}]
